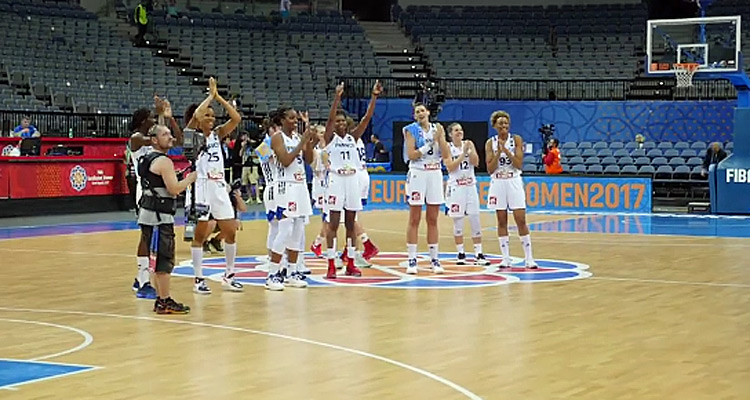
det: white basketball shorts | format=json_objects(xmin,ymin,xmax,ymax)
[
  {"xmin": 312, "ymin": 175, "xmax": 327, "ymax": 210},
  {"xmin": 487, "ymin": 177, "xmax": 526, "ymax": 211},
  {"xmin": 326, "ymin": 173, "xmax": 362, "ymax": 212},
  {"xmin": 263, "ymin": 182, "xmax": 276, "ymax": 214},
  {"xmin": 192, "ymin": 178, "xmax": 235, "ymax": 221},
  {"xmin": 445, "ymin": 184, "xmax": 480, "ymax": 217},
  {"xmin": 276, "ymin": 181, "xmax": 313, "ymax": 219},
  {"xmin": 406, "ymin": 168, "xmax": 444, "ymax": 206},
  {"xmin": 358, "ymin": 169, "xmax": 370, "ymax": 201}
]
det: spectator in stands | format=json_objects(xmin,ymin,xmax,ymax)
[
  {"xmin": 371, "ymin": 134, "xmax": 389, "ymax": 162},
  {"xmin": 134, "ymin": 1, "xmax": 151, "ymax": 46},
  {"xmin": 280, "ymin": 0, "xmax": 291, "ymax": 23},
  {"xmin": 12, "ymin": 117, "xmax": 40, "ymax": 138},
  {"xmin": 702, "ymin": 142, "xmax": 728, "ymax": 176},
  {"xmin": 543, "ymin": 138, "xmax": 562, "ymax": 174},
  {"xmin": 166, "ymin": 0, "xmax": 179, "ymax": 18},
  {"xmin": 635, "ymin": 134, "xmax": 646, "ymax": 149}
]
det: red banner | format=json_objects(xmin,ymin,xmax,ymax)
[
  {"xmin": 3, "ymin": 159, "xmax": 128, "ymax": 199},
  {"xmin": 0, "ymin": 137, "xmax": 128, "ymax": 158}
]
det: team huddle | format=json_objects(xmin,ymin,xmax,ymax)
[{"xmin": 126, "ymin": 78, "xmax": 537, "ymax": 315}]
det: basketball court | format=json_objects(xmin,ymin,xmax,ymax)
[{"xmin": 1, "ymin": 208, "xmax": 749, "ymax": 399}]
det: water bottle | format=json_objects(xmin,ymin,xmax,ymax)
[{"xmin": 183, "ymin": 216, "xmax": 195, "ymax": 242}]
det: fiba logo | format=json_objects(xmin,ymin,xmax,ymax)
[
  {"xmin": 69, "ymin": 165, "xmax": 88, "ymax": 192},
  {"xmin": 725, "ymin": 169, "xmax": 750, "ymax": 183}
]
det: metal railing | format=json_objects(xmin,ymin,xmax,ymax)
[{"xmin": 337, "ymin": 76, "xmax": 737, "ymax": 101}]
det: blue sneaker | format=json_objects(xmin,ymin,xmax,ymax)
[
  {"xmin": 132, "ymin": 278, "xmax": 140, "ymax": 292},
  {"xmin": 136, "ymin": 283, "xmax": 157, "ymax": 299}
]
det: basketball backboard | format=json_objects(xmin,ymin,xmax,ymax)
[{"xmin": 647, "ymin": 15, "xmax": 741, "ymax": 75}]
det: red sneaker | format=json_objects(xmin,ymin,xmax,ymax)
[
  {"xmin": 310, "ymin": 242, "xmax": 323, "ymax": 258},
  {"xmin": 325, "ymin": 259, "xmax": 337, "ymax": 279},
  {"xmin": 340, "ymin": 248, "xmax": 350, "ymax": 265},
  {"xmin": 361, "ymin": 240, "xmax": 379, "ymax": 260},
  {"xmin": 345, "ymin": 265, "xmax": 362, "ymax": 277}
]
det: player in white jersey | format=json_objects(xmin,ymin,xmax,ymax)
[
  {"xmin": 485, "ymin": 110, "xmax": 537, "ymax": 269},
  {"xmin": 187, "ymin": 77, "xmax": 245, "ymax": 294},
  {"xmin": 266, "ymin": 107, "xmax": 316, "ymax": 290},
  {"xmin": 321, "ymin": 81, "xmax": 381, "ymax": 279},
  {"xmin": 352, "ymin": 136, "xmax": 380, "ymax": 263},
  {"xmin": 256, "ymin": 116, "xmax": 281, "ymax": 267},
  {"xmin": 403, "ymin": 103, "xmax": 450, "ymax": 274},
  {"xmin": 442, "ymin": 123, "xmax": 490, "ymax": 266},
  {"xmin": 309, "ymin": 125, "xmax": 329, "ymax": 257},
  {"xmin": 128, "ymin": 97, "xmax": 184, "ymax": 299}
]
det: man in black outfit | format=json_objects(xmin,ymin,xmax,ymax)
[
  {"xmin": 702, "ymin": 142, "xmax": 728, "ymax": 177},
  {"xmin": 371, "ymin": 134, "xmax": 389, "ymax": 162}
]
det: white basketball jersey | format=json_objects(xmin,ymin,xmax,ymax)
[
  {"xmin": 275, "ymin": 132, "xmax": 306, "ymax": 183},
  {"xmin": 409, "ymin": 123, "xmax": 442, "ymax": 170},
  {"xmin": 312, "ymin": 146, "xmax": 327, "ymax": 179},
  {"xmin": 196, "ymin": 131, "xmax": 224, "ymax": 181},
  {"xmin": 326, "ymin": 133, "xmax": 358, "ymax": 175},
  {"xmin": 491, "ymin": 135, "xmax": 522, "ymax": 178},
  {"xmin": 356, "ymin": 138, "xmax": 367, "ymax": 171},
  {"xmin": 447, "ymin": 142, "xmax": 475, "ymax": 186},
  {"xmin": 260, "ymin": 133, "xmax": 277, "ymax": 186},
  {"xmin": 132, "ymin": 144, "xmax": 153, "ymax": 181}
]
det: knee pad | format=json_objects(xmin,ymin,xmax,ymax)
[
  {"xmin": 267, "ymin": 220, "xmax": 279, "ymax": 250},
  {"xmin": 272, "ymin": 218, "xmax": 294, "ymax": 255},
  {"xmin": 287, "ymin": 217, "xmax": 305, "ymax": 252},
  {"xmin": 468, "ymin": 213, "xmax": 482, "ymax": 238},
  {"xmin": 452, "ymin": 217, "xmax": 464, "ymax": 237}
]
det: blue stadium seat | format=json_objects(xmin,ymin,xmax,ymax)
[
  {"xmin": 620, "ymin": 165, "xmax": 638, "ymax": 175},
  {"xmin": 630, "ymin": 149, "xmax": 646, "ymax": 158},
  {"xmin": 617, "ymin": 156, "xmax": 634, "ymax": 165},
  {"xmin": 581, "ymin": 149, "xmax": 597, "ymax": 157},
  {"xmin": 646, "ymin": 149, "xmax": 663, "ymax": 158},
  {"xmin": 651, "ymin": 157, "xmax": 668, "ymax": 166},
  {"xmin": 587, "ymin": 165, "xmax": 604, "ymax": 174},
  {"xmin": 668, "ymin": 157, "xmax": 685, "ymax": 166},
  {"xmin": 592, "ymin": 142, "xmax": 608, "ymax": 150},
  {"xmin": 564, "ymin": 148, "xmax": 581, "ymax": 157},
  {"xmin": 643, "ymin": 142, "xmax": 657, "ymax": 150},
  {"xmin": 600, "ymin": 156, "xmax": 617, "ymax": 165},
  {"xmin": 690, "ymin": 165, "xmax": 706, "ymax": 180},
  {"xmin": 578, "ymin": 142, "xmax": 593, "ymax": 149},
  {"xmin": 561, "ymin": 142, "xmax": 577, "ymax": 149},
  {"xmin": 596, "ymin": 149, "xmax": 613, "ymax": 157},
  {"xmin": 634, "ymin": 156, "xmax": 650, "ymax": 166},
  {"xmin": 523, "ymin": 164, "xmax": 538, "ymax": 173},
  {"xmin": 686, "ymin": 157, "xmax": 703, "ymax": 166},
  {"xmin": 674, "ymin": 142, "xmax": 690, "ymax": 150},
  {"xmin": 673, "ymin": 165, "xmax": 691, "ymax": 180},
  {"xmin": 638, "ymin": 165, "xmax": 656, "ymax": 175},
  {"xmin": 568, "ymin": 156, "xmax": 584, "ymax": 165},
  {"xmin": 663, "ymin": 149, "xmax": 680, "ymax": 158},
  {"xmin": 584, "ymin": 156, "xmax": 601, "ymax": 165},
  {"xmin": 624, "ymin": 142, "xmax": 638, "ymax": 150},
  {"xmin": 726, "ymin": 142, "xmax": 734, "ymax": 151},
  {"xmin": 679, "ymin": 149, "xmax": 698, "ymax": 158},
  {"xmin": 613, "ymin": 149, "xmax": 629, "ymax": 157},
  {"xmin": 657, "ymin": 142, "xmax": 673, "ymax": 150},
  {"xmin": 571, "ymin": 164, "xmax": 587, "ymax": 174},
  {"xmin": 655, "ymin": 165, "xmax": 673, "ymax": 180},
  {"xmin": 603, "ymin": 165, "xmax": 620, "ymax": 174},
  {"xmin": 691, "ymin": 141, "xmax": 707, "ymax": 150},
  {"xmin": 609, "ymin": 142, "xmax": 624, "ymax": 150}
]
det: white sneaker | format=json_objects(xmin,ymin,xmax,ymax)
[
  {"xmin": 265, "ymin": 274, "xmax": 284, "ymax": 291},
  {"xmin": 284, "ymin": 272, "xmax": 308, "ymax": 288},
  {"xmin": 406, "ymin": 258, "xmax": 418, "ymax": 275},
  {"xmin": 474, "ymin": 254, "xmax": 491, "ymax": 266},
  {"xmin": 354, "ymin": 252, "xmax": 371, "ymax": 268},
  {"xmin": 525, "ymin": 260, "xmax": 539, "ymax": 269},
  {"xmin": 297, "ymin": 261, "xmax": 311, "ymax": 275},
  {"xmin": 222, "ymin": 273, "xmax": 244, "ymax": 292},
  {"xmin": 193, "ymin": 278, "xmax": 212, "ymax": 295},
  {"xmin": 431, "ymin": 259, "xmax": 444, "ymax": 274},
  {"xmin": 496, "ymin": 261, "xmax": 512, "ymax": 271}
]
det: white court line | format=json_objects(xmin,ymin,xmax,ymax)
[
  {"xmin": 0, "ymin": 318, "xmax": 94, "ymax": 361},
  {"xmin": 591, "ymin": 276, "xmax": 750, "ymax": 289},
  {"xmin": 0, "ymin": 307, "xmax": 483, "ymax": 400},
  {"xmin": 0, "ymin": 248, "xmax": 132, "ymax": 258}
]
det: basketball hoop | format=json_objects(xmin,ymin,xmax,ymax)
[{"xmin": 674, "ymin": 63, "xmax": 700, "ymax": 87}]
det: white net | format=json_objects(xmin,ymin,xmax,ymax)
[{"xmin": 674, "ymin": 63, "xmax": 700, "ymax": 87}]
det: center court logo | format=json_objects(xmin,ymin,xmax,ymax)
[{"xmin": 172, "ymin": 252, "xmax": 592, "ymax": 289}]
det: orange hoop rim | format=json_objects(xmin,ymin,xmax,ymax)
[{"xmin": 674, "ymin": 63, "xmax": 701, "ymax": 72}]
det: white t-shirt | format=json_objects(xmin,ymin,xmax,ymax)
[{"xmin": 326, "ymin": 133, "xmax": 358, "ymax": 175}]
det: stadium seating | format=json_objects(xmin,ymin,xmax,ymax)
[{"xmin": 520, "ymin": 140, "xmax": 733, "ymax": 181}]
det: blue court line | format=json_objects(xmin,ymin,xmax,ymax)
[
  {"xmin": 0, "ymin": 359, "xmax": 97, "ymax": 390},
  {"xmin": 2, "ymin": 209, "xmax": 750, "ymax": 240}
]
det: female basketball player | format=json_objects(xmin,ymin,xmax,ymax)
[
  {"xmin": 485, "ymin": 111, "xmax": 537, "ymax": 269},
  {"xmin": 309, "ymin": 124, "xmax": 329, "ymax": 257},
  {"xmin": 403, "ymin": 103, "xmax": 450, "ymax": 274},
  {"xmin": 443, "ymin": 123, "xmax": 490, "ymax": 266},
  {"xmin": 188, "ymin": 77, "xmax": 244, "ymax": 294},
  {"xmin": 321, "ymin": 81, "xmax": 381, "ymax": 278},
  {"xmin": 257, "ymin": 113, "xmax": 281, "ymax": 267},
  {"xmin": 267, "ymin": 107, "xmax": 316, "ymax": 290}
]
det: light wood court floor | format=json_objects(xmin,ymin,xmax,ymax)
[{"xmin": 0, "ymin": 210, "xmax": 748, "ymax": 399}]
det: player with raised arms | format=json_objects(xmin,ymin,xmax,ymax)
[
  {"xmin": 267, "ymin": 107, "xmax": 317, "ymax": 290},
  {"xmin": 442, "ymin": 123, "xmax": 490, "ymax": 266},
  {"xmin": 402, "ymin": 103, "xmax": 450, "ymax": 274},
  {"xmin": 485, "ymin": 111, "xmax": 537, "ymax": 269},
  {"xmin": 187, "ymin": 77, "xmax": 244, "ymax": 294}
]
